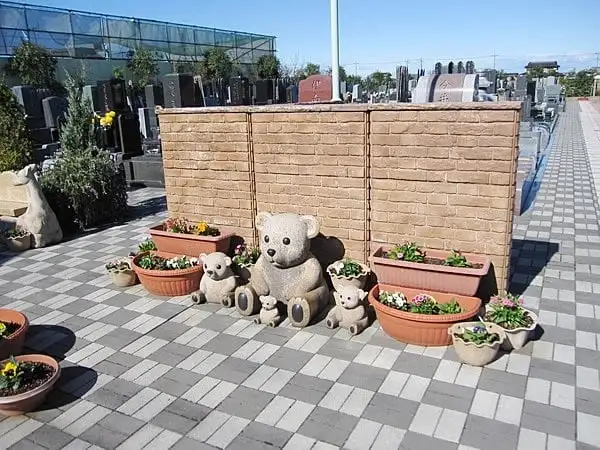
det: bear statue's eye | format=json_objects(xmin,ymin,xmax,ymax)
[
  {"xmin": 283, "ymin": 237, "xmax": 291, "ymax": 245},
  {"xmin": 204, "ymin": 264, "xmax": 207, "ymax": 269},
  {"xmin": 264, "ymin": 235, "xmax": 270, "ymax": 243},
  {"xmin": 216, "ymin": 264, "xmax": 221, "ymax": 270},
  {"xmin": 347, "ymin": 296, "xmax": 351, "ymax": 300}
]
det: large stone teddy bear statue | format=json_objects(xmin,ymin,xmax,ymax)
[{"xmin": 235, "ymin": 212, "xmax": 329, "ymax": 328}]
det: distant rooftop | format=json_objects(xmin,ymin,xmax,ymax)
[{"xmin": 525, "ymin": 61, "xmax": 560, "ymax": 70}]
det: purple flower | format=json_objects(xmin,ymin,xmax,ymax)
[{"xmin": 411, "ymin": 294, "xmax": 433, "ymax": 304}]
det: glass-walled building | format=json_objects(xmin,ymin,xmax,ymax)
[{"xmin": 0, "ymin": 1, "xmax": 276, "ymax": 70}]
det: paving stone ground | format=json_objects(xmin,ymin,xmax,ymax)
[{"xmin": 1, "ymin": 99, "xmax": 599, "ymax": 449}]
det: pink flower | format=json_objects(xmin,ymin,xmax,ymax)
[
  {"xmin": 502, "ymin": 298, "xmax": 514, "ymax": 307},
  {"xmin": 490, "ymin": 296, "xmax": 503, "ymax": 306},
  {"xmin": 411, "ymin": 294, "xmax": 433, "ymax": 304}
]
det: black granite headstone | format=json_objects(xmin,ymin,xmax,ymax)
[
  {"xmin": 97, "ymin": 78, "xmax": 128, "ymax": 113},
  {"xmin": 83, "ymin": 85, "xmax": 100, "ymax": 112},
  {"xmin": 145, "ymin": 85, "xmax": 164, "ymax": 108},
  {"xmin": 117, "ymin": 112, "xmax": 143, "ymax": 156},
  {"xmin": 229, "ymin": 77, "xmax": 250, "ymax": 106},
  {"xmin": 162, "ymin": 74, "xmax": 195, "ymax": 108},
  {"xmin": 42, "ymin": 96, "xmax": 68, "ymax": 129},
  {"xmin": 286, "ymin": 85, "xmax": 298, "ymax": 103},
  {"xmin": 253, "ymin": 80, "xmax": 273, "ymax": 105},
  {"xmin": 11, "ymin": 86, "xmax": 43, "ymax": 118}
]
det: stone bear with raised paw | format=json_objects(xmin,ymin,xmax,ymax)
[
  {"xmin": 254, "ymin": 295, "xmax": 283, "ymax": 327},
  {"xmin": 192, "ymin": 252, "xmax": 237, "ymax": 307},
  {"xmin": 326, "ymin": 285, "xmax": 369, "ymax": 335},
  {"xmin": 235, "ymin": 212, "xmax": 329, "ymax": 328}
]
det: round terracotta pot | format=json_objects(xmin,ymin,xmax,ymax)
[
  {"xmin": 132, "ymin": 252, "xmax": 202, "ymax": 297},
  {"xmin": 368, "ymin": 284, "xmax": 482, "ymax": 346},
  {"xmin": 109, "ymin": 270, "xmax": 138, "ymax": 287},
  {"xmin": 449, "ymin": 321, "xmax": 506, "ymax": 366},
  {"xmin": 485, "ymin": 306, "xmax": 538, "ymax": 350},
  {"xmin": 5, "ymin": 235, "xmax": 32, "ymax": 252},
  {"xmin": 0, "ymin": 354, "xmax": 60, "ymax": 416},
  {"xmin": 0, "ymin": 309, "xmax": 29, "ymax": 360},
  {"xmin": 327, "ymin": 261, "xmax": 371, "ymax": 291}
]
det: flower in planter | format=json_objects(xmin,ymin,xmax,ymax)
[
  {"xmin": 0, "ymin": 356, "xmax": 54, "ymax": 394},
  {"xmin": 444, "ymin": 250, "xmax": 473, "ymax": 268},
  {"xmin": 328, "ymin": 258, "xmax": 367, "ymax": 278},
  {"xmin": 232, "ymin": 243, "xmax": 261, "ymax": 267},
  {"xmin": 386, "ymin": 242, "xmax": 425, "ymax": 263},
  {"xmin": 192, "ymin": 221, "xmax": 220, "ymax": 237},
  {"xmin": 378, "ymin": 290, "xmax": 463, "ymax": 315},
  {"xmin": 138, "ymin": 254, "xmax": 200, "ymax": 271},
  {"xmin": 0, "ymin": 321, "xmax": 21, "ymax": 340},
  {"xmin": 164, "ymin": 217, "xmax": 190, "ymax": 234},
  {"xmin": 484, "ymin": 292, "xmax": 532, "ymax": 330},
  {"xmin": 137, "ymin": 238, "xmax": 157, "ymax": 253},
  {"xmin": 455, "ymin": 322, "xmax": 500, "ymax": 345},
  {"xmin": 1, "ymin": 226, "xmax": 29, "ymax": 239},
  {"xmin": 379, "ymin": 291, "xmax": 407, "ymax": 308}
]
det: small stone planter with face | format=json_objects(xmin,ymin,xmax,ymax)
[
  {"xmin": 2, "ymin": 226, "xmax": 31, "ymax": 252},
  {"xmin": 105, "ymin": 258, "xmax": 138, "ymax": 287}
]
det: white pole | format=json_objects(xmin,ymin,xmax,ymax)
[{"xmin": 330, "ymin": 0, "xmax": 340, "ymax": 101}]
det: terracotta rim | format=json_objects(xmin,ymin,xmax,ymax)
[
  {"xmin": 0, "ymin": 309, "xmax": 29, "ymax": 340},
  {"xmin": 0, "ymin": 354, "xmax": 60, "ymax": 405},
  {"xmin": 327, "ymin": 261, "xmax": 371, "ymax": 281},
  {"xmin": 368, "ymin": 284, "xmax": 482, "ymax": 323},
  {"xmin": 484, "ymin": 306, "xmax": 538, "ymax": 332},
  {"xmin": 448, "ymin": 321, "xmax": 507, "ymax": 348},
  {"xmin": 132, "ymin": 252, "xmax": 203, "ymax": 277},
  {"xmin": 149, "ymin": 225, "xmax": 235, "ymax": 243},
  {"xmin": 369, "ymin": 246, "xmax": 490, "ymax": 276}
]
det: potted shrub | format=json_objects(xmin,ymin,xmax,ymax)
[
  {"xmin": 105, "ymin": 258, "xmax": 137, "ymax": 287},
  {"xmin": 327, "ymin": 258, "xmax": 371, "ymax": 290},
  {"xmin": 149, "ymin": 218, "xmax": 234, "ymax": 257},
  {"xmin": 0, "ymin": 310, "xmax": 29, "ymax": 360},
  {"xmin": 132, "ymin": 252, "xmax": 203, "ymax": 296},
  {"xmin": 1, "ymin": 226, "xmax": 32, "ymax": 252},
  {"xmin": 449, "ymin": 321, "xmax": 506, "ymax": 366},
  {"xmin": 368, "ymin": 283, "xmax": 481, "ymax": 346},
  {"xmin": 232, "ymin": 243, "xmax": 261, "ymax": 284},
  {"xmin": 369, "ymin": 244, "xmax": 490, "ymax": 296},
  {"xmin": 484, "ymin": 292, "xmax": 537, "ymax": 350},
  {"xmin": 0, "ymin": 355, "xmax": 61, "ymax": 416}
]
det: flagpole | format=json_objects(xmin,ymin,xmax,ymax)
[{"xmin": 330, "ymin": 0, "xmax": 340, "ymax": 101}]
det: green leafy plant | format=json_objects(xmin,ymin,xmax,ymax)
[
  {"xmin": 0, "ymin": 357, "xmax": 52, "ymax": 394},
  {"xmin": 386, "ymin": 242, "xmax": 425, "ymax": 263},
  {"xmin": 137, "ymin": 254, "xmax": 199, "ymax": 271},
  {"xmin": 455, "ymin": 323, "xmax": 500, "ymax": 345},
  {"xmin": 233, "ymin": 243, "xmax": 261, "ymax": 267},
  {"xmin": 1, "ymin": 226, "xmax": 29, "ymax": 239},
  {"xmin": 0, "ymin": 84, "xmax": 32, "ymax": 172},
  {"xmin": 0, "ymin": 322, "xmax": 20, "ymax": 340},
  {"xmin": 112, "ymin": 67, "xmax": 124, "ymax": 80},
  {"xmin": 163, "ymin": 218, "xmax": 220, "ymax": 236},
  {"xmin": 444, "ymin": 250, "xmax": 473, "ymax": 268},
  {"xmin": 378, "ymin": 291, "xmax": 463, "ymax": 315},
  {"xmin": 127, "ymin": 48, "xmax": 159, "ymax": 90},
  {"xmin": 195, "ymin": 48, "xmax": 233, "ymax": 80},
  {"xmin": 105, "ymin": 258, "xmax": 132, "ymax": 273},
  {"xmin": 256, "ymin": 54, "xmax": 281, "ymax": 79},
  {"xmin": 484, "ymin": 292, "xmax": 533, "ymax": 330},
  {"xmin": 328, "ymin": 258, "xmax": 367, "ymax": 278},
  {"xmin": 138, "ymin": 239, "xmax": 157, "ymax": 253},
  {"xmin": 7, "ymin": 42, "xmax": 57, "ymax": 88},
  {"xmin": 59, "ymin": 72, "xmax": 94, "ymax": 155}
]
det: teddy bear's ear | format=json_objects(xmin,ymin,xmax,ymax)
[
  {"xmin": 199, "ymin": 253, "xmax": 207, "ymax": 262},
  {"xmin": 300, "ymin": 215, "xmax": 320, "ymax": 239},
  {"xmin": 358, "ymin": 289, "xmax": 368, "ymax": 301},
  {"xmin": 255, "ymin": 212, "xmax": 271, "ymax": 231},
  {"xmin": 223, "ymin": 256, "xmax": 232, "ymax": 267}
]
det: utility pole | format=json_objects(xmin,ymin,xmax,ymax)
[{"xmin": 330, "ymin": 0, "xmax": 340, "ymax": 101}]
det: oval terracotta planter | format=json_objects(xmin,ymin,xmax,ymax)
[
  {"xmin": 5, "ymin": 234, "xmax": 32, "ymax": 252},
  {"xmin": 0, "ymin": 354, "xmax": 60, "ymax": 416},
  {"xmin": 368, "ymin": 284, "xmax": 482, "ymax": 346},
  {"xmin": 0, "ymin": 309, "xmax": 29, "ymax": 360},
  {"xmin": 449, "ymin": 321, "xmax": 506, "ymax": 366},
  {"xmin": 132, "ymin": 252, "xmax": 202, "ymax": 297},
  {"xmin": 327, "ymin": 261, "xmax": 371, "ymax": 290},
  {"xmin": 149, "ymin": 224, "xmax": 234, "ymax": 258},
  {"xmin": 368, "ymin": 246, "xmax": 490, "ymax": 296},
  {"xmin": 109, "ymin": 270, "xmax": 138, "ymax": 288},
  {"xmin": 485, "ymin": 307, "xmax": 538, "ymax": 350}
]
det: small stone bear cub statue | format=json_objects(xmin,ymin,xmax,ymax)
[
  {"xmin": 325, "ymin": 285, "xmax": 369, "ymax": 335},
  {"xmin": 191, "ymin": 252, "xmax": 237, "ymax": 307},
  {"xmin": 254, "ymin": 295, "xmax": 283, "ymax": 327}
]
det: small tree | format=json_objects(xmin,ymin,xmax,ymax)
[
  {"xmin": 256, "ymin": 54, "xmax": 281, "ymax": 79},
  {"xmin": 8, "ymin": 41, "xmax": 57, "ymax": 88},
  {"xmin": 128, "ymin": 48, "xmax": 159, "ymax": 89},
  {"xmin": 195, "ymin": 48, "xmax": 233, "ymax": 80},
  {"xmin": 60, "ymin": 72, "xmax": 93, "ymax": 155},
  {"xmin": 0, "ymin": 83, "xmax": 31, "ymax": 172}
]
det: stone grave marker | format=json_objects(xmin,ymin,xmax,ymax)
[
  {"xmin": 83, "ymin": 85, "xmax": 100, "ymax": 112},
  {"xmin": 117, "ymin": 112, "xmax": 143, "ymax": 156},
  {"xmin": 42, "ymin": 96, "xmax": 68, "ymax": 129},
  {"xmin": 145, "ymin": 84, "xmax": 164, "ymax": 108},
  {"xmin": 162, "ymin": 73, "xmax": 195, "ymax": 108},
  {"xmin": 413, "ymin": 73, "xmax": 479, "ymax": 103},
  {"xmin": 138, "ymin": 107, "xmax": 159, "ymax": 140},
  {"xmin": 11, "ymin": 86, "xmax": 43, "ymax": 119},
  {"xmin": 286, "ymin": 85, "xmax": 298, "ymax": 103},
  {"xmin": 229, "ymin": 77, "xmax": 250, "ymax": 105},
  {"xmin": 298, "ymin": 75, "xmax": 332, "ymax": 103},
  {"xmin": 253, "ymin": 79, "xmax": 273, "ymax": 105},
  {"xmin": 97, "ymin": 79, "xmax": 128, "ymax": 113}
]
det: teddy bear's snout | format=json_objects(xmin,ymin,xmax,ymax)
[
  {"xmin": 267, "ymin": 249, "xmax": 276, "ymax": 257},
  {"xmin": 206, "ymin": 269, "xmax": 214, "ymax": 276}
]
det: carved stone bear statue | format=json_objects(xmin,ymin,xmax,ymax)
[
  {"xmin": 235, "ymin": 212, "xmax": 329, "ymax": 328},
  {"xmin": 192, "ymin": 252, "xmax": 237, "ymax": 307},
  {"xmin": 326, "ymin": 285, "xmax": 369, "ymax": 335},
  {"xmin": 254, "ymin": 295, "xmax": 283, "ymax": 327}
]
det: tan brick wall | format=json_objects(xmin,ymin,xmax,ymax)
[{"xmin": 158, "ymin": 103, "xmax": 520, "ymax": 290}]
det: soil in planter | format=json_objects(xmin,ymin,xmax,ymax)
[
  {"xmin": 483, "ymin": 311, "xmax": 534, "ymax": 330},
  {"xmin": 0, "ymin": 363, "xmax": 55, "ymax": 397},
  {"xmin": 0, "ymin": 321, "xmax": 21, "ymax": 339},
  {"xmin": 382, "ymin": 253, "xmax": 484, "ymax": 269}
]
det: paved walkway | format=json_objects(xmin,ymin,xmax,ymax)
[{"xmin": 1, "ymin": 100, "xmax": 599, "ymax": 449}]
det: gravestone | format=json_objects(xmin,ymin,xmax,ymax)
[
  {"xmin": 11, "ymin": 86, "xmax": 44, "ymax": 117},
  {"xmin": 298, "ymin": 75, "xmax": 333, "ymax": 103},
  {"xmin": 286, "ymin": 85, "xmax": 298, "ymax": 103},
  {"xmin": 352, "ymin": 84, "xmax": 362, "ymax": 101},
  {"xmin": 117, "ymin": 112, "xmax": 143, "ymax": 156},
  {"xmin": 396, "ymin": 66, "xmax": 409, "ymax": 102},
  {"xmin": 42, "ymin": 96, "xmax": 68, "ymax": 129},
  {"xmin": 229, "ymin": 77, "xmax": 250, "ymax": 106},
  {"xmin": 434, "ymin": 62, "xmax": 442, "ymax": 75},
  {"xmin": 253, "ymin": 80, "xmax": 273, "ymax": 105},
  {"xmin": 413, "ymin": 73, "xmax": 479, "ymax": 103},
  {"xmin": 97, "ymin": 79, "xmax": 127, "ymax": 113},
  {"xmin": 162, "ymin": 74, "xmax": 195, "ymax": 108},
  {"xmin": 83, "ymin": 85, "xmax": 100, "ymax": 112},
  {"xmin": 145, "ymin": 85, "xmax": 164, "ymax": 108},
  {"xmin": 274, "ymin": 79, "xmax": 287, "ymax": 104},
  {"xmin": 138, "ymin": 107, "xmax": 159, "ymax": 140}
]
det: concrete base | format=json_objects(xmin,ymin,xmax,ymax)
[{"xmin": 124, "ymin": 156, "xmax": 165, "ymax": 188}]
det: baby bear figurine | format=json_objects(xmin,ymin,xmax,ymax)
[
  {"xmin": 254, "ymin": 295, "xmax": 283, "ymax": 327},
  {"xmin": 191, "ymin": 252, "xmax": 237, "ymax": 307},
  {"xmin": 326, "ymin": 285, "xmax": 369, "ymax": 335}
]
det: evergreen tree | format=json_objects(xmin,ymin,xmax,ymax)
[
  {"xmin": 0, "ymin": 84, "xmax": 31, "ymax": 172},
  {"xmin": 60, "ymin": 72, "xmax": 93, "ymax": 155}
]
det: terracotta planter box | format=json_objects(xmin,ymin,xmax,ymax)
[
  {"xmin": 149, "ymin": 225, "xmax": 234, "ymax": 257},
  {"xmin": 368, "ymin": 247, "xmax": 490, "ymax": 296},
  {"xmin": 5, "ymin": 234, "xmax": 31, "ymax": 252},
  {"xmin": 132, "ymin": 252, "xmax": 202, "ymax": 297},
  {"xmin": 0, "ymin": 309, "xmax": 29, "ymax": 360},
  {"xmin": 368, "ymin": 284, "xmax": 482, "ymax": 346},
  {"xmin": 0, "ymin": 354, "xmax": 60, "ymax": 416}
]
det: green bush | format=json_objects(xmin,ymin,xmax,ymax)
[
  {"xmin": 0, "ymin": 83, "xmax": 31, "ymax": 172},
  {"xmin": 8, "ymin": 42, "xmax": 57, "ymax": 88}
]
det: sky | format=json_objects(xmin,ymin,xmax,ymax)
[{"xmin": 23, "ymin": 0, "xmax": 600, "ymax": 75}]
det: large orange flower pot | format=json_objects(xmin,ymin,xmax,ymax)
[
  {"xmin": 149, "ymin": 225, "xmax": 234, "ymax": 258},
  {"xmin": 132, "ymin": 252, "xmax": 203, "ymax": 297},
  {"xmin": 0, "ymin": 309, "xmax": 29, "ymax": 360},
  {"xmin": 369, "ymin": 247, "xmax": 490, "ymax": 296},
  {"xmin": 368, "ymin": 284, "xmax": 482, "ymax": 346}
]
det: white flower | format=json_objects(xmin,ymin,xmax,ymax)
[{"xmin": 332, "ymin": 261, "xmax": 344, "ymax": 274}]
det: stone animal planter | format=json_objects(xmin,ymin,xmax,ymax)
[
  {"xmin": 4, "ymin": 234, "xmax": 32, "ymax": 252},
  {"xmin": 327, "ymin": 260, "xmax": 370, "ymax": 291},
  {"xmin": 149, "ymin": 225, "xmax": 234, "ymax": 258},
  {"xmin": 109, "ymin": 271, "xmax": 137, "ymax": 288},
  {"xmin": 369, "ymin": 246, "xmax": 490, "ymax": 296},
  {"xmin": 368, "ymin": 284, "xmax": 481, "ymax": 346},
  {"xmin": 132, "ymin": 252, "xmax": 202, "ymax": 297},
  {"xmin": 0, "ymin": 354, "xmax": 60, "ymax": 416},
  {"xmin": 0, "ymin": 309, "xmax": 29, "ymax": 360},
  {"xmin": 486, "ymin": 307, "xmax": 538, "ymax": 350},
  {"xmin": 449, "ymin": 322, "xmax": 506, "ymax": 366}
]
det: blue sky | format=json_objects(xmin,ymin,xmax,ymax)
[{"xmin": 26, "ymin": 0, "xmax": 599, "ymax": 75}]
